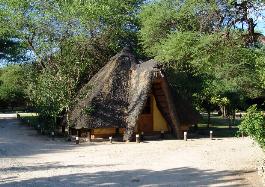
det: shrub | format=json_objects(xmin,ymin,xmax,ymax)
[{"xmin": 238, "ymin": 105, "xmax": 265, "ymax": 148}]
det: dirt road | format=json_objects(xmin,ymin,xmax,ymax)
[{"xmin": 0, "ymin": 117, "xmax": 264, "ymax": 187}]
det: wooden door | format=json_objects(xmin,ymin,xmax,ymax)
[
  {"xmin": 138, "ymin": 115, "xmax": 153, "ymax": 133},
  {"xmin": 137, "ymin": 96, "xmax": 153, "ymax": 133}
]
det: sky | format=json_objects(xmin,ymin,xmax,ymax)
[{"xmin": 255, "ymin": 12, "xmax": 265, "ymax": 34}]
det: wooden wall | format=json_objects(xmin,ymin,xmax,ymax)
[
  {"xmin": 91, "ymin": 128, "xmax": 125, "ymax": 138},
  {"xmin": 152, "ymin": 95, "xmax": 169, "ymax": 132}
]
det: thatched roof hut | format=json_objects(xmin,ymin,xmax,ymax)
[{"xmin": 69, "ymin": 47, "xmax": 200, "ymax": 141}]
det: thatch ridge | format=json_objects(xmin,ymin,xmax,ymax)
[{"xmin": 124, "ymin": 59, "xmax": 158, "ymax": 139}]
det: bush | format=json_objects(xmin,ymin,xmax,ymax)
[{"xmin": 238, "ymin": 105, "xmax": 265, "ymax": 148}]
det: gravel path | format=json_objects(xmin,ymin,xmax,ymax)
[{"xmin": 0, "ymin": 117, "xmax": 264, "ymax": 187}]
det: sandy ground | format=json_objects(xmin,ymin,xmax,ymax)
[{"xmin": 0, "ymin": 118, "xmax": 264, "ymax": 187}]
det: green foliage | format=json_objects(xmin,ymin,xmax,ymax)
[
  {"xmin": 211, "ymin": 96, "xmax": 229, "ymax": 107},
  {"xmin": 0, "ymin": 0, "xmax": 144, "ymax": 61},
  {"xmin": 0, "ymin": 65, "xmax": 27, "ymax": 108},
  {"xmin": 139, "ymin": 0, "xmax": 222, "ymax": 55},
  {"xmin": 256, "ymin": 52, "xmax": 265, "ymax": 89},
  {"xmin": 28, "ymin": 69, "xmax": 70, "ymax": 117},
  {"xmin": 238, "ymin": 105, "xmax": 265, "ymax": 148},
  {"xmin": 139, "ymin": 0, "xmax": 265, "ymax": 114},
  {"xmin": 25, "ymin": 40, "xmax": 95, "ymax": 127},
  {"xmin": 0, "ymin": 0, "xmax": 144, "ymax": 128}
]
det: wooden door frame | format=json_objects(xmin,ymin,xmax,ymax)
[{"xmin": 136, "ymin": 95, "xmax": 154, "ymax": 133}]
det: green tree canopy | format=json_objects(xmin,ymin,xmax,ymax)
[
  {"xmin": 139, "ymin": 0, "xmax": 265, "ymax": 114},
  {"xmin": 0, "ymin": 65, "xmax": 26, "ymax": 108},
  {"xmin": 0, "ymin": 0, "xmax": 145, "ymax": 127}
]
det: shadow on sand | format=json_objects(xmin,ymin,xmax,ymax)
[{"xmin": 0, "ymin": 166, "xmax": 254, "ymax": 187}]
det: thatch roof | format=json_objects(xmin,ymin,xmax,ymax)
[{"xmin": 69, "ymin": 47, "xmax": 200, "ymax": 141}]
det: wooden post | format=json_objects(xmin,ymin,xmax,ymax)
[
  {"xmin": 62, "ymin": 126, "xmax": 65, "ymax": 134},
  {"xmin": 184, "ymin": 132, "xmax": 187, "ymax": 141},
  {"xmin": 67, "ymin": 128, "xmax": 72, "ymax": 141},
  {"xmin": 160, "ymin": 130, "xmax": 165, "ymax": 139},
  {"xmin": 210, "ymin": 131, "xmax": 213, "ymax": 140},
  {"xmin": 141, "ymin": 131, "xmax": 144, "ymax": 141},
  {"xmin": 115, "ymin": 128, "xmax": 119, "ymax": 137},
  {"xmin": 109, "ymin": 136, "xmax": 112, "ymax": 144},
  {"xmin": 75, "ymin": 136, "xmax": 79, "ymax": 144},
  {"xmin": 37, "ymin": 125, "xmax": 41, "ymax": 134},
  {"xmin": 51, "ymin": 131, "xmax": 55, "ymax": 140},
  {"xmin": 136, "ymin": 134, "xmax": 140, "ymax": 143},
  {"xmin": 241, "ymin": 132, "xmax": 244, "ymax": 138},
  {"xmin": 87, "ymin": 130, "xmax": 91, "ymax": 142}
]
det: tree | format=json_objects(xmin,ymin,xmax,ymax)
[
  {"xmin": 0, "ymin": 0, "xmax": 145, "ymax": 129},
  {"xmin": 0, "ymin": 65, "xmax": 26, "ymax": 109},
  {"xmin": 139, "ymin": 0, "xmax": 265, "ymax": 116},
  {"xmin": 194, "ymin": 88, "xmax": 216, "ymax": 128}
]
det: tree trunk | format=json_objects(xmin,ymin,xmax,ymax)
[
  {"xmin": 232, "ymin": 109, "xmax": 236, "ymax": 126},
  {"xmin": 194, "ymin": 124, "xmax": 198, "ymax": 131},
  {"xmin": 221, "ymin": 106, "xmax": 223, "ymax": 117},
  {"xmin": 223, "ymin": 106, "xmax": 226, "ymax": 118},
  {"xmin": 62, "ymin": 125, "xmax": 65, "ymax": 134},
  {"xmin": 228, "ymin": 115, "xmax": 232, "ymax": 129},
  {"xmin": 65, "ymin": 107, "xmax": 70, "ymax": 137},
  {"xmin": 207, "ymin": 110, "xmax": 211, "ymax": 128}
]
